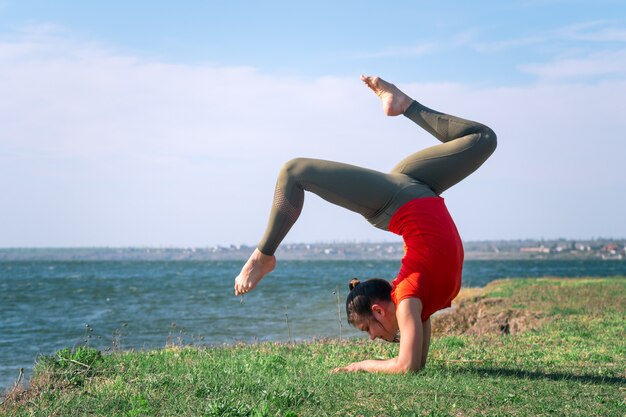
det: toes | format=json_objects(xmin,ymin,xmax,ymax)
[
  {"xmin": 360, "ymin": 75, "xmax": 384, "ymax": 94},
  {"xmin": 234, "ymin": 281, "xmax": 244, "ymax": 296},
  {"xmin": 234, "ymin": 282, "xmax": 251, "ymax": 296}
]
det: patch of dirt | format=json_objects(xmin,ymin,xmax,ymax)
[{"xmin": 432, "ymin": 296, "xmax": 547, "ymax": 337}]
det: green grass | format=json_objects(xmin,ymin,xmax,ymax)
[{"xmin": 2, "ymin": 277, "xmax": 625, "ymax": 416}]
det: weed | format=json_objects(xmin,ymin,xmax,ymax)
[{"xmin": 34, "ymin": 346, "xmax": 103, "ymax": 389}]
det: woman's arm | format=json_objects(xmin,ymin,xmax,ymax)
[{"xmin": 333, "ymin": 298, "xmax": 426, "ymax": 374}]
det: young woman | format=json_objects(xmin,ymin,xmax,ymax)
[{"xmin": 234, "ymin": 75, "xmax": 497, "ymax": 373}]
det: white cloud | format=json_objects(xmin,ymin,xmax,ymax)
[
  {"xmin": 472, "ymin": 20, "xmax": 626, "ymax": 55},
  {"xmin": 1, "ymin": 28, "xmax": 625, "ymax": 246},
  {"xmin": 557, "ymin": 20, "xmax": 626, "ymax": 42},
  {"xmin": 469, "ymin": 20, "xmax": 626, "ymax": 82},
  {"xmin": 520, "ymin": 48, "xmax": 626, "ymax": 79}
]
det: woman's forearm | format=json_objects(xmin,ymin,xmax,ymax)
[{"xmin": 333, "ymin": 356, "xmax": 422, "ymax": 374}]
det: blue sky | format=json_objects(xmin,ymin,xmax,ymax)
[{"xmin": 1, "ymin": 1, "xmax": 625, "ymax": 247}]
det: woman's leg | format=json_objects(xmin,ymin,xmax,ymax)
[
  {"xmin": 392, "ymin": 101, "xmax": 497, "ymax": 195},
  {"xmin": 360, "ymin": 76, "xmax": 497, "ymax": 195},
  {"xmin": 235, "ymin": 158, "xmax": 405, "ymax": 295},
  {"xmin": 258, "ymin": 158, "xmax": 404, "ymax": 255}
]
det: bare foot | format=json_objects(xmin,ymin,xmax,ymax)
[
  {"xmin": 234, "ymin": 248, "xmax": 276, "ymax": 295},
  {"xmin": 360, "ymin": 75, "xmax": 413, "ymax": 116}
]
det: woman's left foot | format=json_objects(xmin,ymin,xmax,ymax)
[
  {"xmin": 360, "ymin": 75, "xmax": 413, "ymax": 116},
  {"xmin": 234, "ymin": 248, "xmax": 276, "ymax": 296}
]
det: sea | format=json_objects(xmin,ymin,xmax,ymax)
[{"xmin": 1, "ymin": 258, "xmax": 624, "ymax": 391}]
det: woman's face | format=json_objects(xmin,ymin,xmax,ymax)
[{"xmin": 354, "ymin": 303, "xmax": 399, "ymax": 342}]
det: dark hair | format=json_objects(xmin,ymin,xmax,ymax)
[{"xmin": 345, "ymin": 278, "xmax": 392, "ymax": 325}]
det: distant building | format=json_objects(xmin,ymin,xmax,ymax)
[
  {"xmin": 520, "ymin": 246, "xmax": 551, "ymax": 254},
  {"xmin": 575, "ymin": 243, "xmax": 591, "ymax": 251},
  {"xmin": 601, "ymin": 244, "xmax": 619, "ymax": 254},
  {"xmin": 554, "ymin": 242, "xmax": 573, "ymax": 252}
]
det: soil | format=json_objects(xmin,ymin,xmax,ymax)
[{"xmin": 432, "ymin": 293, "xmax": 547, "ymax": 337}]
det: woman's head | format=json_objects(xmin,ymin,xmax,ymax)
[{"xmin": 346, "ymin": 278, "xmax": 399, "ymax": 342}]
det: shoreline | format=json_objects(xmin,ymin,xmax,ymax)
[{"xmin": 1, "ymin": 239, "xmax": 625, "ymax": 261}]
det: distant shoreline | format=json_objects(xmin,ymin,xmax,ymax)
[{"xmin": 1, "ymin": 238, "xmax": 624, "ymax": 261}]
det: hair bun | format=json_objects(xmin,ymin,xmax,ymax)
[{"xmin": 348, "ymin": 278, "xmax": 361, "ymax": 291}]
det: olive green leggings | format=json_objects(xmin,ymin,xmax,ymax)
[{"xmin": 258, "ymin": 100, "xmax": 497, "ymax": 256}]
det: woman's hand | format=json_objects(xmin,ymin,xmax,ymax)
[{"xmin": 331, "ymin": 361, "xmax": 364, "ymax": 373}]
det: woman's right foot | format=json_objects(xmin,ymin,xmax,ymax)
[
  {"xmin": 234, "ymin": 248, "xmax": 276, "ymax": 296},
  {"xmin": 360, "ymin": 75, "xmax": 413, "ymax": 116}
]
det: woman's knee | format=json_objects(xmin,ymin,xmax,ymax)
[
  {"xmin": 278, "ymin": 157, "xmax": 314, "ymax": 183},
  {"xmin": 480, "ymin": 125, "xmax": 497, "ymax": 154}
]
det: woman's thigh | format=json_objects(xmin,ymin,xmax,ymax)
[{"xmin": 286, "ymin": 158, "xmax": 408, "ymax": 218}]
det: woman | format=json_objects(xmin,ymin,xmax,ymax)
[{"xmin": 234, "ymin": 75, "xmax": 497, "ymax": 373}]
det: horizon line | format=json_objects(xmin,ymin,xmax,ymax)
[{"xmin": 1, "ymin": 237, "xmax": 625, "ymax": 250}]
